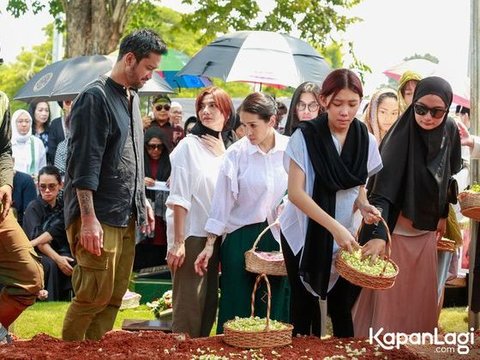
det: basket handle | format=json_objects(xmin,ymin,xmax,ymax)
[
  {"xmin": 249, "ymin": 220, "xmax": 280, "ymax": 252},
  {"xmin": 356, "ymin": 217, "xmax": 393, "ymax": 276},
  {"xmin": 250, "ymin": 274, "xmax": 271, "ymax": 331}
]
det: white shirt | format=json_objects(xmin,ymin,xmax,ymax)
[
  {"xmin": 279, "ymin": 129, "xmax": 382, "ymax": 293},
  {"xmin": 205, "ymin": 132, "xmax": 289, "ymax": 242},
  {"xmin": 165, "ymin": 135, "xmax": 224, "ymax": 242},
  {"xmin": 12, "ymin": 136, "xmax": 46, "ymax": 176}
]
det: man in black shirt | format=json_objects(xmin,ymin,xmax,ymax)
[{"xmin": 62, "ymin": 29, "xmax": 166, "ymax": 341}]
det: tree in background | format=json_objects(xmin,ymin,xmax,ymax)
[
  {"xmin": 0, "ymin": 24, "xmax": 53, "ymax": 112},
  {"xmin": 3, "ymin": 0, "xmax": 354, "ymax": 99},
  {"xmin": 5, "ymin": 0, "xmax": 363, "ymax": 65},
  {"xmin": 5, "ymin": 0, "xmax": 135, "ymax": 57}
]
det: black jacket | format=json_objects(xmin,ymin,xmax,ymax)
[
  {"xmin": 23, "ymin": 196, "xmax": 70, "ymax": 255},
  {"xmin": 48, "ymin": 116, "xmax": 65, "ymax": 164},
  {"xmin": 63, "ymin": 76, "xmax": 147, "ymax": 228}
]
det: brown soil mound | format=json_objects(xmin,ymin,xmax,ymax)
[{"xmin": 1, "ymin": 330, "xmax": 479, "ymax": 359}]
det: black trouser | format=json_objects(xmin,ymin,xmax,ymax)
[
  {"xmin": 281, "ymin": 233, "xmax": 361, "ymax": 338},
  {"xmin": 281, "ymin": 234, "xmax": 321, "ymax": 336}
]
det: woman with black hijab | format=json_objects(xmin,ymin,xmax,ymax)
[
  {"xmin": 165, "ymin": 86, "xmax": 235, "ymax": 338},
  {"xmin": 353, "ymin": 76, "xmax": 462, "ymax": 335},
  {"xmin": 133, "ymin": 127, "xmax": 172, "ymax": 270},
  {"xmin": 280, "ymin": 69, "xmax": 383, "ymax": 338}
]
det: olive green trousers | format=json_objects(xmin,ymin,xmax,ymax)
[{"xmin": 62, "ymin": 217, "xmax": 136, "ymax": 341}]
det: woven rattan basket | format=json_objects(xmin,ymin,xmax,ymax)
[
  {"xmin": 437, "ymin": 238, "xmax": 456, "ymax": 253},
  {"xmin": 458, "ymin": 191, "xmax": 480, "ymax": 221},
  {"xmin": 244, "ymin": 221, "xmax": 287, "ymax": 276},
  {"xmin": 223, "ymin": 274, "xmax": 293, "ymax": 348},
  {"xmin": 335, "ymin": 218, "xmax": 399, "ymax": 290}
]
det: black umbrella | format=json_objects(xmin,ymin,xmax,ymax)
[
  {"xmin": 178, "ymin": 31, "xmax": 331, "ymax": 88},
  {"xmin": 14, "ymin": 55, "xmax": 174, "ymax": 103}
]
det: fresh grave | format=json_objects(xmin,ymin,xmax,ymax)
[{"xmin": 4, "ymin": 329, "xmax": 474, "ymax": 359}]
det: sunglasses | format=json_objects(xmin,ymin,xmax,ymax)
[
  {"xmin": 39, "ymin": 183, "xmax": 58, "ymax": 191},
  {"xmin": 146, "ymin": 144, "xmax": 163, "ymax": 150},
  {"xmin": 413, "ymin": 103, "xmax": 448, "ymax": 119},
  {"xmin": 296, "ymin": 101, "xmax": 320, "ymax": 112},
  {"xmin": 155, "ymin": 104, "xmax": 171, "ymax": 111}
]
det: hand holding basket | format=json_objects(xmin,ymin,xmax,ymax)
[{"xmin": 335, "ymin": 217, "xmax": 399, "ymax": 290}]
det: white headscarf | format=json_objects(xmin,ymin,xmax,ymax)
[{"xmin": 11, "ymin": 109, "xmax": 32, "ymax": 144}]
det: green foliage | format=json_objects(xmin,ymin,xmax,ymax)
[
  {"xmin": 125, "ymin": 3, "xmax": 202, "ymax": 57},
  {"xmin": 322, "ymin": 42, "xmax": 344, "ymax": 69},
  {"xmin": 0, "ymin": 23, "xmax": 53, "ymax": 112},
  {"xmin": 6, "ymin": 0, "xmax": 65, "ymax": 29},
  {"xmin": 404, "ymin": 53, "xmax": 439, "ymax": 64},
  {"xmin": 182, "ymin": 0, "xmax": 362, "ymax": 48}
]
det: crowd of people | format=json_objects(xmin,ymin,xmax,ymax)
[{"xmin": 0, "ymin": 27, "xmax": 474, "ymax": 345}]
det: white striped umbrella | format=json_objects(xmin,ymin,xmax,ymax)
[{"xmin": 177, "ymin": 31, "xmax": 330, "ymax": 88}]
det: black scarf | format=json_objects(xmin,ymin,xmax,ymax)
[
  {"xmin": 368, "ymin": 76, "xmax": 462, "ymax": 231},
  {"xmin": 189, "ymin": 100, "xmax": 237, "ymax": 147},
  {"xmin": 299, "ymin": 112, "xmax": 369, "ymax": 298}
]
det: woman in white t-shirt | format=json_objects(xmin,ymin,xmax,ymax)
[
  {"xmin": 165, "ymin": 86, "xmax": 235, "ymax": 338},
  {"xmin": 280, "ymin": 69, "xmax": 383, "ymax": 338},
  {"xmin": 11, "ymin": 109, "xmax": 46, "ymax": 177}
]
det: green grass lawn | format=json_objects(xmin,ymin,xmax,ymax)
[
  {"xmin": 10, "ymin": 302, "xmax": 469, "ymax": 340},
  {"xmin": 11, "ymin": 302, "xmax": 153, "ymax": 339}
]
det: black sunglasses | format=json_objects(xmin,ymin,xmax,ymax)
[
  {"xmin": 155, "ymin": 104, "xmax": 171, "ymax": 111},
  {"xmin": 146, "ymin": 144, "xmax": 163, "ymax": 150},
  {"xmin": 413, "ymin": 103, "xmax": 448, "ymax": 119},
  {"xmin": 39, "ymin": 183, "xmax": 58, "ymax": 191}
]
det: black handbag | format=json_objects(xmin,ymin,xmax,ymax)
[{"xmin": 447, "ymin": 177, "xmax": 458, "ymax": 204}]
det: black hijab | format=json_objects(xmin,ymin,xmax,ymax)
[
  {"xmin": 144, "ymin": 126, "xmax": 171, "ymax": 182},
  {"xmin": 368, "ymin": 76, "xmax": 462, "ymax": 231},
  {"xmin": 299, "ymin": 112, "xmax": 369, "ymax": 298}
]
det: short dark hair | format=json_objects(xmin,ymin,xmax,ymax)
[
  {"xmin": 238, "ymin": 92, "xmax": 278, "ymax": 122},
  {"xmin": 38, "ymin": 165, "xmax": 62, "ymax": 184},
  {"xmin": 118, "ymin": 29, "xmax": 167, "ymax": 62}
]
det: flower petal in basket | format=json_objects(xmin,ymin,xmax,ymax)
[
  {"xmin": 223, "ymin": 274, "xmax": 293, "ymax": 348},
  {"xmin": 224, "ymin": 318, "xmax": 293, "ymax": 348},
  {"xmin": 244, "ymin": 222, "xmax": 287, "ymax": 276},
  {"xmin": 335, "ymin": 249, "xmax": 399, "ymax": 290}
]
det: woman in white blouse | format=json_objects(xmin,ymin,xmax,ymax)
[
  {"xmin": 195, "ymin": 92, "xmax": 290, "ymax": 334},
  {"xmin": 165, "ymin": 86, "xmax": 235, "ymax": 338},
  {"xmin": 11, "ymin": 109, "xmax": 47, "ymax": 177}
]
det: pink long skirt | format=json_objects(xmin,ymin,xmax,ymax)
[{"xmin": 352, "ymin": 231, "xmax": 438, "ymax": 336}]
